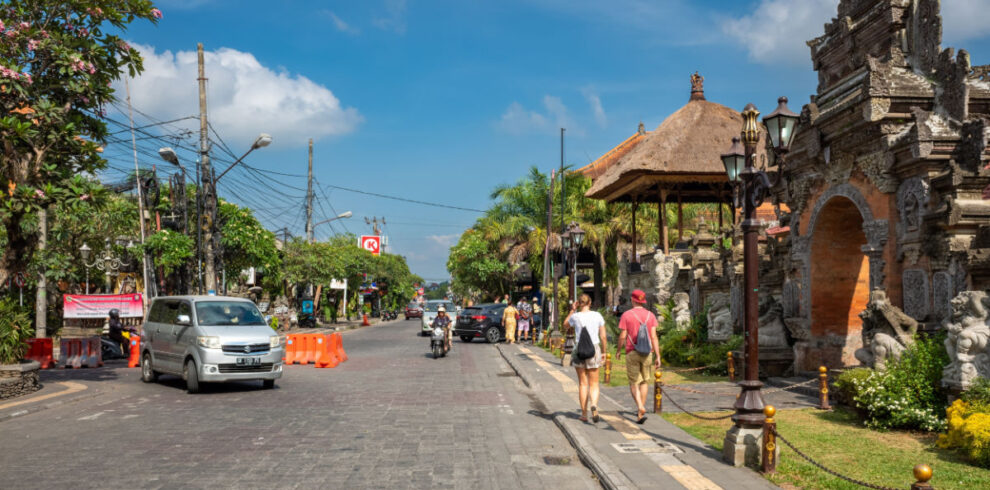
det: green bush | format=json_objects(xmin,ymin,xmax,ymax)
[
  {"xmin": 657, "ymin": 302, "xmax": 741, "ymax": 375},
  {"xmin": 961, "ymin": 377, "xmax": 990, "ymax": 407},
  {"xmin": 846, "ymin": 335, "xmax": 950, "ymax": 432},
  {"xmin": 0, "ymin": 298, "xmax": 34, "ymax": 364},
  {"xmin": 834, "ymin": 367, "xmax": 873, "ymax": 405}
]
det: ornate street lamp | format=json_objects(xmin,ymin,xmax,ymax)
[
  {"xmin": 80, "ymin": 238, "xmax": 128, "ymax": 294},
  {"xmin": 720, "ymin": 96, "xmax": 801, "ymax": 466}
]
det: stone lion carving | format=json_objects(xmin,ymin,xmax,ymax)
[
  {"xmin": 707, "ymin": 292, "xmax": 732, "ymax": 342},
  {"xmin": 672, "ymin": 292, "xmax": 691, "ymax": 331},
  {"xmin": 942, "ymin": 291, "xmax": 990, "ymax": 390},
  {"xmin": 758, "ymin": 295, "xmax": 789, "ymax": 348},
  {"xmin": 855, "ymin": 290, "xmax": 918, "ymax": 370}
]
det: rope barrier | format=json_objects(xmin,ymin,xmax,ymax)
[
  {"xmin": 762, "ymin": 377, "xmax": 819, "ymax": 395},
  {"xmin": 661, "ymin": 387, "xmax": 736, "ymax": 420},
  {"xmin": 663, "ymin": 384, "xmax": 738, "ymax": 397},
  {"xmin": 772, "ymin": 427, "xmax": 900, "ymax": 490},
  {"xmin": 663, "ymin": 362, "xmax": 726, "ymax": 373}
]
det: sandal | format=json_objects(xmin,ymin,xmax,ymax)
[
  {"xmin": 578, "ymin": 415, "xmax": 589, "ymax": 423},
  {"xmin": 636, "ymin": 409, "xmax": 647, "ymax": 425},
  {"xmin": 591, "ymin": 406, "xmax": 600, "ymax": 423}
]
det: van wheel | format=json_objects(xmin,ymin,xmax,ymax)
[
  {"xmin": 485, "ymin": 327, "xmax": 500, "ymax": 344},
  {"xmin": 184, "ymin": 359, "xmax": 200, "ymax": 394},
  {"xmin": 141, "ymin": 353, "xmax": 158, "ymax": 383},
  {"xmin": 262, "ymin": 379, "xmax": 275, "ymax": 389}
]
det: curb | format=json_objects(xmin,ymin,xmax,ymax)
[
  {"xmin": 497, "ymin": 344, "xmax": 636, "ymax": 490},
  {"xmin": 0, "ymin": 387, "xmax": 100, "ymax": 423}
]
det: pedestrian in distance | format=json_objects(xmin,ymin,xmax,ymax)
[
  {"xmin": 502, "ymin": 302, "xmax": 518, "ymax": 343},
  {"xmin": 517, "ymin": 298, "xmax": 532, "ymax": 341},
  {"xmin": 617, "ymin": 289, "xmax": 661, "ymax": 424},
  {"xmin": 565, "ymin": 293, "xmax": 607, "ymax": 424},
  {"xmin": 502, "ymin": 294, "xmax": 510, "ymax": 304}
]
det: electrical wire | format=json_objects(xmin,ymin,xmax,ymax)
[{"xmin": 325, "ymin": 184, "xmax": 484, "ymax": 213}]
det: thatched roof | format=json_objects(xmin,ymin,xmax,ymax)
[
  {"xmin": 575, "ymin": 123, "xmax": 647, "ymax": 180},
  {"xmin": 586, "ymin": 75, "xmax": 766, "ymax": 203}
]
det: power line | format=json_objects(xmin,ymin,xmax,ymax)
[{"xmin": 325, "ymin": 184, "xmax": 485, "ymax": 213}]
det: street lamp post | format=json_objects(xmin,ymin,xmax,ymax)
[
  {"xmin": 567, "ymin": 222, "xmax": 585, "ymax": 302},
  {"xmin": 720, "ymin": 97, "xmax": 799, "ymax": 467},
  {"xmin": 310, "ymin": 211, "xmax": 353, "ymax": 243},
  {"xmin": 80, "ymin": 238, "xmax": 129, "ymax": 294}
]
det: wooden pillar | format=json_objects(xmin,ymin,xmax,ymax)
[
  {"xmin": 631, "ymin": 201, "xmax": 639, "ymax": 263},
  {"xmin": 718, "ymin": 196, "xmax": 723, "ymax": 233},
  {"xmin": 676, "ymin": 192, "xmax": 683, "ymax": 242}
]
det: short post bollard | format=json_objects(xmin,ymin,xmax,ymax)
[
  {"xmin": 762, "ymin": 405, "xmax": 777, "ymax": 474},
  {"xmin": 818, "ymin": 366, "xmax": 831, "ymax": 410},
  {"xmin": 727, "ymin": 351, "xmax": 735, "ymax": 382},
  {"xmin": 604, "ymin": 353, "xmax": 612, "ymax": 384},
  {"xmin": 654, "ymin": 370, "xmax": 662, "ymax": 414},
  {"xmin": 910, "ymin": 464, "xmax": 933, "ymax": 489}
]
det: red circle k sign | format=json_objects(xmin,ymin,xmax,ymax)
[{"xmin": 360, "ymin": 235, "xmax": 381, "ymax": 256}]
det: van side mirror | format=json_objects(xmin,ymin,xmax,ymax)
[{"xmin": 176, "ymin": 314, "xmax": 191, "ymax": 326}]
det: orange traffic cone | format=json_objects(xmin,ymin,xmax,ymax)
[
  {"xmin": 127, "ymin": 335, "xmax": 141, "ymax": 368},
  {"xmin": 361, "ymin": 314, "xmax": 370, "ymax": 326}
]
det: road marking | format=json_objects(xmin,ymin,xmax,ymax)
[
  {"xmin": 523, "ymin": 353, "xmax": 577, "ymax": 393},
  {"xmin": 659, "ymin": 464, "xmax": 722, "ymax": 490},
  {"xmin": 77, "ymin": 411, "xmax": 106, "ymax": 421},
  {"xmin": 0, "ymin": 381, "xmax": 87, "ymax": 411},
  {"xmin": 598, "ymin": 412, "xmax": 652, "ymax": 440}
]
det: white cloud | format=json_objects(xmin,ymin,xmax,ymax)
[
  {"xmin": 118, "ymin": 44, "xmax": 362, "ymax": 147},
  {"xmin": 373, "ymin": 0, "xmax": 407, "ymax": 34},
  {"xmin": 582, "ymin": 88, "xmax": 607, "ymax": 128},
  {"xmin": 721, "ymin": 0, "xmax": 838, "ymax": 66},
  {"xmin": 324, "ymin": 10, "xmax": 360, "ymax": 35},
  {"xmin": 497, "ymin": 95, "xmax": 575, "ymax": 134},
  {"xmin": 941, "ymin": 0, "xmax": 990, "ymax": 44},
  {"xmin": 427, "ymin": 234, "xmax": 459, "ymax": 247}
]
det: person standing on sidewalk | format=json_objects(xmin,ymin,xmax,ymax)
[
  {"xmin": 617, "ymin": 289, "xmax": 660, "ymax": 424},
  {"xmin": 502, "ymin": 302, "xmax": 518, "ymax": 343},
  {"xmin": 517, "ymin": 298, "xmax": 532, "ymax": 341},
  {"xmin": 565, "ymin": 294, "xmax": 607, "ymax": 423}
]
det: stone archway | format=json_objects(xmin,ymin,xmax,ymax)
[{"xmin": 809, "ymin": 197, "xmax": 870, "ymax": 367}]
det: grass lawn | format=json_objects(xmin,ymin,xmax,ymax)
[{"xmin": 662, "ymin": 407, "xmax": 989, "ymax": 490}]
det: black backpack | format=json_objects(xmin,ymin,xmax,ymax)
[{"xmin": 574, "ymin": 324, "xmax": 596, "ymax": 361}]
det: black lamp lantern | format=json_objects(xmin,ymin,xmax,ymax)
[
  {"xmin": 762, "ymin": 96, "xmax": 799, "ymax": 152},
  {"xmin": 570, "ymin": 223, "xmax": 585, "ymax": 248},
  {"xmin": 721, "ymin": 137, "xmax": 746, "ymax": 184},
  {"xmin": 561, "ymin": 229, "xmax": 572, "ymax": 250}
]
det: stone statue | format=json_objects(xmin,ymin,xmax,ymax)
[
  {"xmin": 707, "ymin": 292, "xmax": 732, "ymax": 342},
  {"xmin": 855, "ymin": 290, "xmax": 918, "ymax": 370},
  {"xmin": 758, "ymin": 295, "xmax": 789, "ymax": 348},
  {"xmin": 942, "ymin": 291, "xmax": 990, "ymax": 390},
  {"xmin": 671, "ymin": 292, "xmax": 691, "ymax": 331}
]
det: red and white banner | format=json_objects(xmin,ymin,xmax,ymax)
[
  {"xmin": 360, "ymin": 235, "xmax": 381, "ymax": 256},
  {"xmin": 63, "ymin": 294, "xmax": 144, "ymax": 319}
]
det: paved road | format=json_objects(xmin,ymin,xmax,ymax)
[{"xmin": 0, "ymin": 320, "xmax": 599, "ymax": 489}]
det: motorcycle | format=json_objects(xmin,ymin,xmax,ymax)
[
  {"xmin": 100, "ymin": 329, "xmax": 133, "ymax": 361},
  {"xmin": 430, "ymin": 326, "xmax": 448, "ymax": 359}
]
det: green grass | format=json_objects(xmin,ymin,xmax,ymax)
[{"xmin": 662, "ymin": 407, "xmax": 989, "ymax": 490}]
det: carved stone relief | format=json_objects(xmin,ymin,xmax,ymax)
[
  {"xmin": 782, "ymin": 280, "xmax": 801, "ymax": 319},
  {"xmin": 896, "ymin": 178, "xmax": 930, "ymax": 238},
  {"xmin": 902, "ymin": 269, "xmax": 931, "ymax": 320},
  {"xmin": 932, "ymin": 271, "xmax": 953, "ymax": 321},
  {"xmin": 730, "ymin": 284, "xmax": 743, "ymax": 332},
  {"xmin": 856, "ymin": 151, "xmax": 898, "ymax": 193},
  {"xmin": 855, "ymin": 290, "xmax": 919, "ymax": 370},
  {"xmin": 758, "ymin": 295, "xmax": 789, "ymax": 348},
  {"xmin": 671, "ymin": 292, "xmax": 691, "ymax": 331},
  {"xmin": 942, "ymin": 291, "xmax": 990, "ymax": 391},
  {"xmin": 934, "ymin": 48, "xmax": 970, "ymax": 122},
  {"xmin": 706, "ymin": 292, "xmax": 732, "ymax": 342}
]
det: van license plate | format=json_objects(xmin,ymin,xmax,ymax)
[{"xmin": 236, "ymin": 357, "xmax": 261, "ymax": 366}]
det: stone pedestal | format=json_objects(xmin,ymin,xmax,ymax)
[{"xmin": 723, "ymin": 424, "xmax": 763, "ymax": 468}]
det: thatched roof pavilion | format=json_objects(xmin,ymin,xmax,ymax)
[{"xmin": 585, "ymin": 73, "xmax": 766, "ymax": 256}]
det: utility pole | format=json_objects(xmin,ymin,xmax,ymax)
[
  {"xmin": 197, "ymin": 43, "xmax": 217, "ymax": 294},
  {"xmin": 554, "ymin": 128, "xmax": 565, "ymax": 333},
  {"xmin": 35, "ymin": 207, "xmax": 46, "ymax": 338},
  {"xmin": 305, "ymin": 138, "xmax": 314, "ymax": 243},
  {"xmin": 125, "ymin": 76, "xmax": 150, "ymax": 305}
]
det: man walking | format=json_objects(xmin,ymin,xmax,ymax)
[
  {"xmin": 517, "ymin": 298, "xmax": 532, "ymax": 341},
  {"xmin": 617, "ymin": 290, "xmax": 660, "ymax": 424}
]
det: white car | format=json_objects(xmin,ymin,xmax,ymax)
[{"xmin": 420, "ymin": 300, "xmax": 457, "ymax": 335}]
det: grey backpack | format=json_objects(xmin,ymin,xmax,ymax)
[{"xmin": 633, "ymin": 312, "xmax": 652, "ymax": 355}]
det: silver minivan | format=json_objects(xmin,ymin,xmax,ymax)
[{"xmin": 139, "ymin": 296, "xmax": 284, "ymax": 393}]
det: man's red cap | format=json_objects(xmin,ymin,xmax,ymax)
[{"xmin": 631, "ymin": 290, "xmax": 647, "ymax": 303}]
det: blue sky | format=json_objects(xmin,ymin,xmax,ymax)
[{"xmin": 104, "ymin": 0, "xmax": 990, "ymax": 281}]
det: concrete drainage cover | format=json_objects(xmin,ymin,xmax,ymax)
[{"xmin": 611, "ymin": 440, "xmax": 683, "ymax": 454}]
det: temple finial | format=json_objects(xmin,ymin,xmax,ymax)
[{"xmin": 690, "ymin": 71, "xmax": 705, "ymax": 101}]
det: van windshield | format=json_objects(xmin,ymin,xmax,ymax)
[
  {"xmin": 424, "ymin": 302, "xmax": 454, "ymax": 312},
  {"xmin": 195, "ymin": 301, "xmax": 266, "ymax": 326}
]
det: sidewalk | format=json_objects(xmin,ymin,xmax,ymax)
[{"xmin": 497, "ymin": 342, "xmax": 778, "ymax": 490}]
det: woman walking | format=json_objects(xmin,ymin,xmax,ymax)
[{"xmin": 565, "ymin": 294, "xmax": 607, "ymax": 423}]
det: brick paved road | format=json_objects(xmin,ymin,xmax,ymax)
[{"xmin": 0, "ymin": 320, "xmax": 599, "ymax": 489}]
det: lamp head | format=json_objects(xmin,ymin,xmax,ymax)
[
  {"xmin": 763, "ymin": 96, "xmax": 799, "ymax": 152},
  {"xmin": 252, "ymin": 133, "xmax": 273, "ymax": 149},
  {"xmin": 721, "ymin": 137, "xmax": 745, "ymax": 184},
  {"xmin": 570, "ymin": 223, "xmax": 585, "ymax": 247},
  {"xmin": 561, "ymin": 230, "xmax": 572, "ymax": 250},
  {"xmin": 79, "ymin": 243, "xmax": 91, "ymax": 261},
  {"xmin": 338, "ymin": 211, "xmax": 353, "ymax": 219},
  {"xmin": 158, "ymin": 147, "xmax": 179, "ymax": 165}
]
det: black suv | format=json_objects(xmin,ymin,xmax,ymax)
[{"xmin": 454, "ymin": 303, "xmax": 505, "ymax": 343}]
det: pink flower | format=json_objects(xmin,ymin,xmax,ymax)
[
  {"xmin": 80, "ymin": 194, "xmax": 90, "ymax": 201},
  {"xmin": 26, "ymin": 39, "xmax": 37, "ymax": 51},
  {"xmin": 150, "ymin": 8, "xmax": 162, "ymax": 19},
  {"xmin": 39, "ymin": 29, "xmax": 48, "ymax": 38},
  {"xmin": 0, "ymin": 20, "xmax": 5, "ymax": 30},
  {"xmin": 18, "ymin": 22, "xmax": 28, "ymax": 30},
  {"xmin": 23, "ymin": 73, "xmax": 31, "ymax": 85},
  {"xmin": 87, "ymin": 63, "xmax": 95, "ymax": 74},
  {"xmin": 118, "ymin": 40, "xmax": 130, "ymax": 51},
  {"xmin": 78, "ymin": 28, "xmax": 88, "ymax": 37},
  {"xmin": 5, "ymin": 30, "xmax": 16, "ymax": 38},
  {"xmin": 34, "ymin": 189, "xmax": 45, "ymax": 198}
]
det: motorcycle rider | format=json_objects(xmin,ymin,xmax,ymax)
[
  {"xmin": 107, "ymin": 308, "xmax": 133, "ymax": 357},
  {"xmin": 432, "ymin": 306, "xmax": 452, "ymax": 352}
]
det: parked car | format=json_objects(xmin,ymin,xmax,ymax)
[
  {"xmin": 420, "ymin": 300, "xmax": 457, "ymax": 335},
  {"xmin": 139, "ymin": 296, "xmax": 284, "ymax": 393},
  {"xmin": 454, "ymin": 303, "xmax": 506, "ymax": 343},
  {"xmin": 404, "ymin": 302, "xmax": 423, "ymax": 320}
]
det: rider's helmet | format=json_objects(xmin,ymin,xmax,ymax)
[
  {"xmin": 437, "ymin": 306, "xmax": 446, "ymax": 314},
  {"xmin": 108, "ymin": 308, "xmax": 120, "ymax": 320}
]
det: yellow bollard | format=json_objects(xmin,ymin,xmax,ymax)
[
  {"xmin": 727, "ymin": 351, "xmax": 735, "ymax": 382},
  {"xmin": 819, "ymin": 366, "xmax": 831, "ymax": 410},
  {"xmin": 604, "ymin": 353, "xmax": 612, "ymax": 384},
  {"xmin": 910, "ymin": 464, "xmax": 933, "ymax": 489},
  {"xmin": 654, "ymin": 370, "xmax": 663, "ymax": 414},
  {"xmin": 762, "ymin": 405, "xmax": 777, "ymax": 474}
]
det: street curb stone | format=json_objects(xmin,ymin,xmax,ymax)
[
  {"xmin": 497, "ymin": 344, "xmax": 636, "ymax": 490},
  {"xmin": 0, "ymin": 387, "xmax": 100, "ymax": 423}
]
